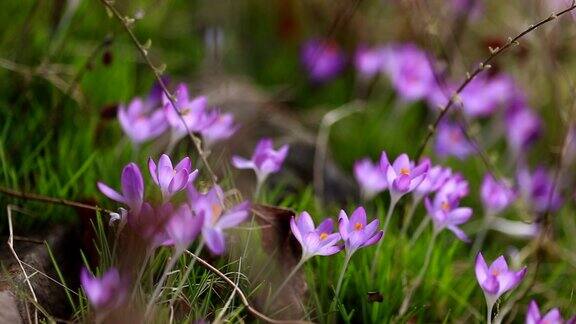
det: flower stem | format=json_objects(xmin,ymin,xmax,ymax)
[
  {"xmin": 168, "ymin": 242, "xmax": 204, "ymax": 309},
  {"xmin": 471, "ymin": 211, "xmax": 494, "ymax": 257},
  {"xmin": 398, "ymin": 230, "xmax": 437, "ymax": 315},
  {"xmin": 269, "ymin": 256, "xmax": 307, "ymax": 305},
  {"xmin": 332, "ymin": 252, "xmax": 353, "ymax": 308},
  {"xmin": 409, "ymin": 217, "xmax": 430, "ymax": 246},
  {"xmin": 487, "ymin": 301, "xmax": 494, "ymax": 324},
  {"xmin": 144, "ymin": 248, "xmax": 183, "ymax": 319},
  {"xmin": 400, "ymin": 195, "xmax": 422, "ymax": 237},
  {"xmin": 370, "ymin": 197, "xmax": 398, "ymax": 276}
]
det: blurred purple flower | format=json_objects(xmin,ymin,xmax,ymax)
[
  {"xmin": 290, "ymin": 212, "xmax": 342, "ymax": 259},
  {"xmin": 232, "ymin": 138, "xmax": 289, "ymax": 186},
  {"xmin": 475, "ymin": 253, "xmax": 527, "ymax": 304},
  {"xmin": 118, "ymin": 97, "xmax": 168, "ymax": 144},
  {"xmin": 164, "ymin": 203, "xmax": 205, "ymax": 251},
  {"xmin": 354, "ymin": 45, "xmax": 386, "ymax": 79},
  {"xmin": 301, "ymin": 38, "xmax": 346, "ymax": 83},
  {"xmin": 526, "ymin": 300, "xmax": 564, "ymax": 324},
  {"xmin": 435, "ymin": 120, "xmax": 474, "ymax": 160},
  {"xmin": 460, "ymin": 74, "xmax": 514, "ymax": 118},
  {"xmin": 338, "ymin": 207, "xmax": 382, "ymax": 255},
  {"xmin": 505, "ymin": 106, "xmax": 541, "ymax": 155},
  {"xmin": 163, "ymin": 83, "xmax": 215, "ymax": 138},
  {"xmin": 381, "ymin": 152, "xmax": 429, "ymax": 202},
  {"xmin": 383, "ymin": 43, "xmax": 436, "ymax": 102},
  {"xmin": 148, "ymin": 154, "xmax": 198, "ymax": 201},
  {"xmin": 426, "ymin": 81, "xmax": 456, "ymax": 111},
  {"xmin": 81, "ymin": 267, "xmax": 125, "ymax": 311},
  {"xmin": 353, "ymin": 157, "xmax": 388, "ymax": 200},
  {"xmin": 517, "ymin": 167, "xmax": 563, "ymax": 213},
  {"xmin": 129, "ymin": 202, "xmax": 172, "ymax": 249},
  {"xmin": 450, "ymin": 0, "xmax": 484, "ymax": 20},
  {"xmin": 97, "ymin": 163, "xmax": 144, "ymax": 215},
  {"xmin": 437, "ymin": 173, "xmax": 469, "ymax": 199},
  {"xmin": 188, "ymin": 185, "xmax": 250, "ymax": 254},
  {"xmin": 480, "ymin": 174, "xmax": 516, "ymax": 215},
  {"xmin": 546, "ymin": 0, "xmax": 576, "ymax": 19},
  {"xmin": 413, "ymin": 159, "xmax": 453, "ymax": 199},
  {"xmin": 424, "ymin": 193, "xmax": 472, "ymax": 241},
  {"xmin": 201, "ymin": 112, "xmax": 238, "ymax": 147}
]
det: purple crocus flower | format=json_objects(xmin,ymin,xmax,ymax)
[
  {"xmin": 354, "ymin": 45, "xmax": 386, "ymax": 79},
  {"xmin": 163, "ymin": 83, "xmax": 215, "ymax": 138},
  {"xmin": 480, "ymin": 174, "xmax": 516, "ymax": 215},
  {"xmin": 148, "ymin": 154, "xmax": 198, "ymax": 202},
  {"xmin": 163, "ymin": 203, "xmax": 205, "ymax": 252},
  {"xmin": 290, "ymin": 212, "xmax": 342, "ymax": 259},
  {"xmin": 81, "ymin": 267, "xmax": 125, "ymax": 311},
  {"xmin": 232, "ymin": 138, "xmax": 289, "ymax": 186},
  {"xmin": 383, "ymin": 43, "xmax": 436, "ymax": 102},
  {"xmin": 413, "ymin": 159, "xmax": 453, "ymax": 199},
  {"xmin": 526, "ymin": 300, "xmax": 565, "ymax": 324},
  {"xmin": 201, "ymin": 112, "xmax": 238, "ymax": 147},
  {"xmin": 460, "ymin": 74, "xmax": 514, "ymax": 118},
  {"xmin": 517, "ymin": 167, "xmax": 563, "ymax": 213},
  {"xmin": 187, "ymin": 185, "xmax": 250, "ymax": 254},
  {"xmin": 475, "ymin": 253, "xmax": 527, "ymax": 309},
  {"xmin": 118, "ymin": 97, "xmax": 168, "ymax": 144},
  {"xmin": 97, "ymin": 163, "xmax": 144, "ymax": 215},
  {"xmin": 129, "ymin": 202, "xmax": 173, "ymax": 249},
  {"xmin": 505, "ymin": 106, "xmax": 541, "ymax": 155},
  {"xmin": 381, "ymin": 152, "xmax": 430, "ymax": 202},
  {"xmin": 435, "ymin": 120, "xmax": 474, "ymax": 160},
  {"xmin": 338, "ymin": 207, "xmax": 382, "ymax": 255},
  {"xmin": 437, "ymin": 173, "xmax": 469, "ymax": 199},
  {"xmin": 424, "ymin": 193, "xmax": 472, "ymax": 241},
  {"xmin": 353, "ymin": 157, "xmax": 388, "ymax": 200},
  {"xmin": 426, "ymin": 81, "xmax": 456, "ymax": 111},
  {"xmin": 300, "ymin": 38, "xmax": 346, "ymax": 83}
]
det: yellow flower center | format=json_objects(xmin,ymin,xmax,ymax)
[
  {"xmin": 319, "ymin": 232, "xmax": 328, "ymax": 240},
  {"xmin": 354, "ymin": 222, "xmax": 363, "ymax": 231},
  {"xmin": 400, "ymin": 168, "xmax": 410, "ymax": 176},
  {"xmin": 441, "ymin": 201, "xmax": 450, "ymax": 212},
  {"xmin": 211, "ymin": 204, "xmax": 223, "ymax": 222}
]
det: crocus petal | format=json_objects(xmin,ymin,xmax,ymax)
[
  {"xmin": 175, "ymin": 157, "xmax": 192, "ymax": 172},
  {"xmin": 290, "ymin": 217, "xmax": 303, "ymax": 244},
  {"xmin": 148, "ymin": 158, "xmax": 159, "ymax": 185},
  {"xmin": 350, "ymin": 207, "xmax": 367, "ymax": 227},
  {"xmin": 447, "ymin": 225, "xmax": 469, "ymax": 242},
  {"xmin": 448, "ymin": 207, "xmax": 473, "ymax": 224},
  {"xmin": 475, "ymin": 253, "xmax": 489, "ymax": 284},
  {"xmin": 481, "ymin": 275, "xmax": 500, "ymax": 295},
  {"xmin": 393, "ymin": 154, "xmax": 410, "ymax": 173},
  {"xmin": 317, "ymin": 218, "xmax": 334, "ymax": 234},
  {"xmin": 541, "ymin": 309, "xmax": 562, "ymax": 323},
  {"xmin": 297, "ymin": 212, "xmax": 316, "ymax": 233},
  {"xmin": 97, "ymin": 182, "xmax": 126, "ymax": 204},
  {"xmin": 187, "ymin": 169, "xmax": 199, "ymax": 185},
  {"xmin": 488, "ymin": 256, "xmax": 509, "ymax": 274},
  {"xmin": 394, "ymin": 174, "xmax": 411, "ymax": 192},
  {"xmin": 316, "ymin": 245, "xmax": 343, "ymax": 256},
  {"xmin": 497, "ymin": 267, "xmax": 527, "ymax": 294},
  {"xmin": 338, "ymin": 210, "xmax": 350, "ymax": 240},
  {"xmin": 380, "ymin": 151, "xmax": 390, "ymax": 170},
  {"xmin": 217, "ymin": 201, "xmax": 250, "ymax": 229},
  {"xmin": 168, "ymin": 169, "xmax": 189, "ymax": 193},
  {"xmin": 203, "ymin": 227, "xmax": 226, "ymax": 254},
  {"xmin": 525, "ymin": 300, "xmax": 541, "ymax": 324},
  {"xmin": 121, "ymin": 163, "xmax": 144, "ymax": 213},
  {"xmin": 231, "ymin": 156, "xmax": 255, "ymax": 169},
  {"xmin": 363, "ymin": 230, "xmax": 383, "ymax": 246}
]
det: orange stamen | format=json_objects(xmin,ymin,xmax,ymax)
[
  {"xmin": 319, "ymin": 232, "xmax": 328, "ymax": 240},
  {"xmin": 400, "ymin": 168, "xmax": 410, "ymax": 176},
  {"xmin": 354, "ymin": 223, "xmax": 363, "ymax": 231}
]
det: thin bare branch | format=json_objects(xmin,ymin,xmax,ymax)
[
  {"xmin": 97, "ymin": 0, "xmax": 218, "ymax": 185},
  {"xmin": 415, "ymin": 3, "xmax": 576, "ymax": 160}
]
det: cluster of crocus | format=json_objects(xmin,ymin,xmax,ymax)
[
  {"xmin": 91, "ymin": 155, "xmax": 249, "ymax": 316},
  {"xmin": 300, "ymin": 38, "xmax": 346, "ymax": 83},
  {"xmin": 526, "ymin": 300, "xmax": 575, "ymax": 324},
  {"xmin": 117, "ymin": 82, "xmax": 237, "ymax": 148},
  {"xmin": 475, "ymin": 253, "xmax": 527, "ymax": 323},
  {"xmin": 232, "ymin": 138, "xmax": 289, "ymax": 194},
  {"xmin": 517, "ymin": 166, "xmax": 563, "ymax": 214},
  {"xmin": 276, "ymin": 207, "xmax": 382, "ymax": 302}
]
